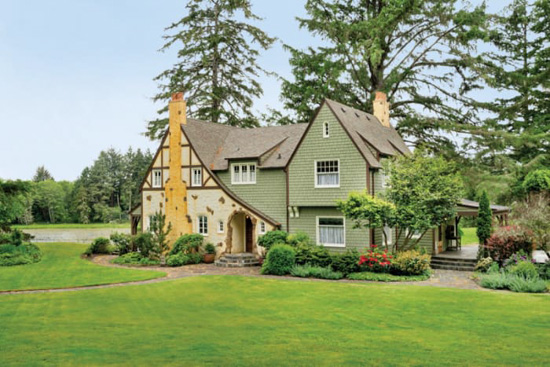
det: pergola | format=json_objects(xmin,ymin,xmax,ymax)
[{"xmin": 457, "ymin": 199, "xmax": 510, "ymax": 226}]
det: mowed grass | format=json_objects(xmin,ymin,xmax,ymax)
[
  {"xmin": 461, "ymin": 227, "xmax": 478, "ymax": 245},
  {"xmin": 13, "ymin": 222, "xmax": 130, "ymax": 229},
  {"xmin": 0, "ymin": 243, "xmax": 164, "ymax": 291},
  {"xmin": 1, "ymin": 276, "xmax": 548, "ymax": 366}
]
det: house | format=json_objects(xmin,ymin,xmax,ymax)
[{"xmin": 131, "ymin": 92, "xmax": 507, "ymax": 259}]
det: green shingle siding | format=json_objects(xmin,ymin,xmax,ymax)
[
  {"xmin": 288, "ymin": 105, "xmax": 367, "ymax": 206},
  {"xmin": 289, "ymin": 207, "xmax": 370, "ymax": 252},
  {"xmin": 216, "ymin": 165, "xmax": 288, "ymax": 231}
]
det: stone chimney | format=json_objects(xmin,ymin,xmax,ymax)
[
  {"xmin": 164, "ymin": 92, "xmax": 191, "ymax": 244},
  {"xmin": 373, "ymin": 91, "xmax": 391, "ymax": 128}
]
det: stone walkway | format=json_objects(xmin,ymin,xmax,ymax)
[{"xmin": 0, "ymin": 256, "xmax": 483, "ymax": 295}]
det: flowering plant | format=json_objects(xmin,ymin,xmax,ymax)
[
  {"xmin": 503, "ymin": 250, "xmax": 535, "ymax": 268},
  {"xmin": 358, "ymin": 245, "xmax": 393, "ymax": 273}
]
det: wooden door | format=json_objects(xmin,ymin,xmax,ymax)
[{"xmin": 245, "ymin": 217, "xmax": 254, "ymax": 253}]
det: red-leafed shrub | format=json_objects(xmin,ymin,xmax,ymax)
[
  {"xmin": 358, "ymin": 245, "xmax": 393, "ymax": 273},
  {"xmin": 484, "ymin": 226, "xmax": 534, "ymax": 263}
]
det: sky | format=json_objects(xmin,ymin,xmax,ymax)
[{"xmin": 0, "ymin": 0, "xmax": 509, "ymax": 182}]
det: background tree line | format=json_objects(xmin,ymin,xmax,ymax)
[
  {"xmin": 150, "ymin": 0, "xmax": 549, "ymax": 205},
  {"xmin": 12, "ymin": 148, "xmax": 152, "ymax": 225}
]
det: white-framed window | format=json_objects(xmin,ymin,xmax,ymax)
[
  {"xmin": 259, "ymin": 221, "xmax": 266, "ymax": 234},
  {"xmin": 323, "ymin": 122, "xmax": 330, "ymax": 138},
  {"xmin": 152, "ymin": 169, "xmax": 162, "ymax": 188},
  {"xmin": 217, "ymin": 220, "xmax": 224, "ymax": 233},
  {"xmin": 317, "ymin": 217, "xmax": 345, "ymax": 247},
  {"xmin": 192, "ymin": 168, "xmax": 202, "ymax": 187},
  {"xmin": 315, "ymin": 160, "xmax": 339, "ymax": 188},
  {"xmin": 231, "ymin": 163, "xmax": 257, "ymax": 184},
  {"xmin": 198, "ymin": 215, "xmax": 208, "ymax": 236}
]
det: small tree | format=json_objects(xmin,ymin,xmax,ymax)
[
  {"xmin": 338, "ymin": 151, "xmax": 463, "ymax": 251},
  {"xmin": 476, "ymin": 190, "xmax": 492, "ymax": 258},
  {"xmin": 512, "ymin": 193, "xmax": 550, "ymax": 251},
  {"xmin": 149, "ymin": 211, "xmax": 172, "ymax": 260}
]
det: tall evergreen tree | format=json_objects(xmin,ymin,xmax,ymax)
[
  {"xmin": 147, "ymin": 0, "xmax": 276, "ymax": 140},
  {"xmin": 32, "ymin": 166, "xmax": 54, "ymax": 182},
  {"xmin": 476, "ymin": 190, "xmax": 492, "ymax": 258},
  {"xmin": 277, "ymin": 0, "xmax": 488, "ymax": 152}
]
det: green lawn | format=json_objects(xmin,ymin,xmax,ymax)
[
  {"xmin": 0, "ymin": 243, "xmax": 164, "ymax": 291},
  {"xmin": 13, "ymin": 222, "xmax": 130, "ymax": 229},
  {"xmin": 1, "ymin": 276, "xmax": 548, "ymax": 366},
  {"xmin": 461, "ymin": 227, "xmax": 478, "ymax": 245}
]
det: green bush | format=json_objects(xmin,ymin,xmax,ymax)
[
  {"xmin": 188, "ymin": 252, "xmax": 202, "ymax": 264},
  {"xmin": 133, "ymin": 233, "xmax": 154, "ymax": 258},
  {"xmin": 523, "ymin": 169, "xmax": 550, "ymax": 194},
  {"xmin": 330, "ymin": 249, "xmax": 360, "ymax": 275},
  {"xmin": 0, "ymin": 243, "xmax": 42, "ymax": 266},
  {"xmin": 166, "ymin": 253, "xmax": 190, "ymax": 267},
  {"xmin": 84, "ymin": 237, "xmax": 112, "ymax": 256},
  {"xmin": 261, "ymin": 244, "xmax": 296, "ymax": 275},
  {"xmin": 204, "ymin": 243, "xmax": 216, "ymax": 255},
  {"xmin": 258, "ymin": 230, "xmax": 289, "ymax": 252},
  {"xmin": 287, "ymin": 232, "xmax": 314, "ymax": 247},
  {"xmin": 290, "ymin": 264, "xmax": 343, "ymax": 280},
  {"xmin": 347, "ymin": 271, "xmax": 430, "ymax": 282},
  {"xmin": 535, "ymin": 262, "xmax": 550, "ymax": 280},
  {"xmin": 110, "ymin": 232, "xmax": 132, "ymax": 255},
  {"xmin": 474, "ymin": 257, "xmax": 494, "ymax": 272},
  {"xmin": 111, "ymin": 252, "xmax": 160, "ymax": 266},
  {"xmin": 507, "ymin": 276, "xmax": 548, "ymax": 293},
  {"xmin": 294, "ymin": 243, "xmax": 332, "ymax": 267},
  {"xmin": 508, "ymin": 261, "xmax": 539, "ymax": 279},
  {"xmin": 391, "ymin": 250, "xmax": 431, "ymax": 275},
  {"xmin": 479, "ymin": 273, "xmax": 510, "ymax": 289},
  {"xmin": 169, "ymin": 234, "xmax": 204, "ymax": 255},
  {"xmin": 0, "ymin": 232, "xmax": 11, "ymax": 244}
]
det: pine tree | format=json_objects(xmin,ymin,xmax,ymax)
[
  {"xmin": 32, "ymin": 166, "xmax": 54, "ymax": 182},
  {"xmin": 147, "ymin": 0, "xmax": 275, "ymax": 140},
  {"xmin": 476, "ymin": 190, "xmax": 492, "ymax": 258},
  {"xmin": 277, "ymin": 0, "xmax": 488, "ymax": 152}
]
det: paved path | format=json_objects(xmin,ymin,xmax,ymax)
[{"xmin": 0, "ymin": 255, "xmax": 483, "ymax": 295}]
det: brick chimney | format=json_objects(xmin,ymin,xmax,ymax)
[
  {"xmin": 164, "ymin": 92, "xmax": 191, "ymax": 244},
  {"xmin": 373, "ymin": 91, "xmax": 391, "ymax": 128}
]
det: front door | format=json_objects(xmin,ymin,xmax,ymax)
[{"xmin": 245, "ymin": 217, "xmax": 253, "ymax": 253}]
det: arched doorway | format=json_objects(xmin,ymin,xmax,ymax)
[{"xmin": 226, "ymin": 209, "xmax": 257, "ymax": 254}]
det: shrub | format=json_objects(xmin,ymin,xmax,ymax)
[
  {"xmin": 133, "ymin": 233, "xmax": 155, "ymax": 258},
  {"xmin": 347, "ymin": 271, "xmax": 430, "ymax": 282},
  {"xmin": 294, "ymin": 243, "xmax": 332, "ymax": 267},
  {"xmin": 522, "ymin": 169, "xmax": 550, "ymax": 194},
  {"xmin": 507, "ymin": 276, "xmax": 548, "ymax": 293},
  {"xmin": 330, "ymin": 249, "xmax": 360, "ymax": 275},
  {"xmin": 110, "ymin": 232, "xmax": 132, "ymax": 255},
  {"xmin": 261, "ymin": 244, "xmax": 295, "ymax": 275},
  {"xmin": 287, "ymin": 232, "xmax": 314, "ymax": 247},
  {"xmin": 484, "ymin": 226, "xmax": 533, "ymax": 263},
  {"xmin": 0, "ymin": 243, "xmax": 42, "ymax": 266},
  {"xmin": 258, "ymin": 230, "xmax": 289, "ymax": 252},
  {"xmin": 479, "ymin": 273, "xmax": 510, "ymax": 290},
  {"xmin": 474, "ymin": 257, "xmax": 493, "ymax": 273},
  {"xmin": 476, "ymin": 190, "xmax": 493, "ymax": 257},
  {"xmin": 290, "ymin": 264, "xmax": 343, "ymax": 280},
  {"xmin": 203, "ymin": 243, "xmax": 216, "ymax": 255},
  {"xmin": 503, "ymin": 250, "xmax": 533, "ymax": 268},
  {"xmin": 188, "ymin": 252, "xmax": 202, "ymax": 264},
  {"xmin": 84, "ymin": 237, "xmax": 111, "ymax": 256},
  {"xmin": 507, "ymin": 261, "xmax": 539, "ymax": 279},
  {"xmin": 169, "ymin": 234, "xmax": 204, "ymax": 255},
  {"xmin": 358, "ymin": 245, "xmax": 393, "ymax": 273},
  {"xmin": 391, "ymin": 250, "xmax": 431, "ymax": 275},
  {"xmin": 166, "ymin": 253, "xmax": 190, "ymax": 267},
  {"xmin": 111, "ymin": 252, "xmax": 160, "ymax": 266},
  {"xmin": 535, "ymin": 262, "xmax": 550, "ymax": 280}
]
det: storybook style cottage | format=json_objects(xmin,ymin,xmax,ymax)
[{"xmin": 131, "ymin": 92, "xmax": 508, "ymax": 260}]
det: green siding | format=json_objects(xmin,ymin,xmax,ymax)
[
  {"xmin": 216, "ymin": 165, "xmax": 287, "ymax": 231},
  {"xmin": 289, "ymin": 207, "xmax": 370, "ymax": 252},
  {"xmin": 288, "ymin": 105, "xmax": 367, "ymax": 206}
]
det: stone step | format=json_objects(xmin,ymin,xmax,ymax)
[
  {"xmin": 431, "ymin": 258, "xmax": 477, "ymax": 266},
  {"xmin": 432, "ymin": 256, "xmax": 477, "ymax": 263},
  {"xmin": 431, "ymin": 263, "xmax": 475, "ymax": 271},
  {"xmin": 214, "ymin": 260, "xmax": 260, "ymax": 268},
  {"xmin": 215, "ymin": 253, "xmax": 260, "ymax": 268}
]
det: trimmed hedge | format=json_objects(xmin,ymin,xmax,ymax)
[
  {"xmin": 169, "ymin": 234, "xmax": 204, "ymax": 255},
  {"xmin": 261, "ymin": 244, "xmax": 295, "ymax": 275}
]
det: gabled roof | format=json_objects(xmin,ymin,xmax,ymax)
[
  {"xmin": 459, "ymin": 199, "xmax": 510, "ymax": 215},
  {"xmin": 324, "ymin": 99, "xmax": 411, "ymax": 168},
  {"xmin": 183, "ymin": 119, "xmax": 308, "ymax": 170}
]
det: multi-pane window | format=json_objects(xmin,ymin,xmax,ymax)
[
  {"xmin": 260, "ymin": 221, "xmax": 266, "ymax": 234},
  {"xmin": 192, "ymin": 168, "xmax": 202, "ymax": 187},
  {"xmin": 218, "ymin": 220, "xmax": 224, "ymax": 233},
  {"xmin": 315, "ymin": 160, "xmax": 339, "ymax": 187},
  {"xmin": 198, "ymin": 215, "xmax": 208, "ymax": 235},
  {"xmin": 231, "ymin": 163, "xmax": 257, "ymax": 184},
  {"xmin": 317, "ymin": 217, "xmax": 345, "ymax": 247},
  {"xmin": 323, "ymin": 122, "xmax": 329, "ymax": 138},
  {"xmin": 152, "ymin": 169, "xmax": 162, "ymax": 188}
]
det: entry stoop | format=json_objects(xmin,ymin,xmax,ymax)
[
  {"xmin": 215, "ymin": 253, "xmax": 260, "ymax": 268},
  {"xmin": 431, "ymin": 257, "xmax": 477, "ymax": 271}
]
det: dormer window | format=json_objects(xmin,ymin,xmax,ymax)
[
  {"xmin": 231, "ymin": 163, "xmax": 257, "ymax": 184},
  {"xmin": 323, "ymin": 122, "xmax": 329, "ymax": 138},
  {"xmin": 152, "ymin": 169, "xmax": 162, "ymax": 188}
]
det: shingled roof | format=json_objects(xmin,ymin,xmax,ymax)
[{"xmin": 181, "ymin": 98, "xmax": 410, "ymax": 171}]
